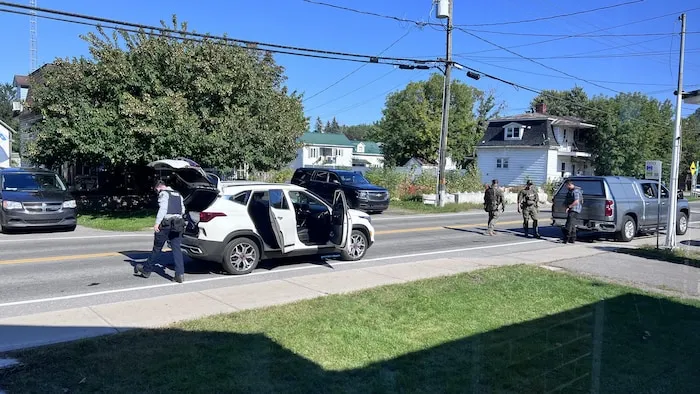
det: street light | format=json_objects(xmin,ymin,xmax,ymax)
[{"xmin": 680, "ymin": 89, "xmax": 700, "ymax": 105}]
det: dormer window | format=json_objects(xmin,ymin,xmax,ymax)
[
  {"xmin": 503, "ymin": 122, "xmax": 524, "ymax": 140},
  {"xmin": 356, "ymin": 143, "xmax": 365, "ymax": 153}
]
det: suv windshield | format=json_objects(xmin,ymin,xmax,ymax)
[
  {"xmin": 339, "ymin": 173, "xmax": 369, "ymax": 185},
  {"xmin": 2, "ymin": 173, "xmax": 67, "ymax": 192}
]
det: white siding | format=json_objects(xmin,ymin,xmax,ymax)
[
  {"xmin": 354, "ymin": 154, "xmax": 384, "ymax": 168},
  {"xmin": 0, "ymin": 121, "xmax": 10, "ymax": 168},
  {"xmin": 546, "ymin": 149, "xmax": 559, "ymax": 181},
  {"xmin": 476, "ymin": 147, "xmax": 549, "ymax": 187}
]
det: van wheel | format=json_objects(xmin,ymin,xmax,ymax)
[
  {"xmin": 221, "ymin": 237, "xmax": 260, "ymax": 275},
  {"xmin": 340, "ymin": 229, "xmax": 368, "ymax": 261},
  {"xmin": 617, "ymin": 215, "xmax": 636, "ymax": 242},
  {"xmin": 676, "ymin": 212, "xmax": 689, "ymax": 235}
]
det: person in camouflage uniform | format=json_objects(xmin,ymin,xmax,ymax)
[
  {"xmin": 517, "ymin": 180, "xmax": 541, "ymax": 238},
  {"xmin": 484, "ymin": 179, "xmax": 505, "ymax": 236}
]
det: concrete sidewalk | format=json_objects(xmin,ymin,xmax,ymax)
[{"xmin": 1, "ymin": 235, "xmax": 699, "ymax": 353}]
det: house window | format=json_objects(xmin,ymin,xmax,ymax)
[
  {"xmin": 497, "ymin": 158, "xmax": 509, "ymax": 169},
  {"xmin": 320, "ymin": 147, "xmax": 333, "ymax": 156},
  {"xmin": 336, "ymin": 148, "xmax": 343, "ymax": 156},
  {"xmin": 308, "ymin": 148, "xmax": 319, "ymax": 158},
  {"xmin": 505, "ymin": 127, "xmax": 523, "ymax": 140},
  {"xmin": 356, "ymin": 144, "xmax": 365, "ymax": 153},
  {"xmin": 561, "ymin": 162, "xmax": 566, "ymax": 172}
]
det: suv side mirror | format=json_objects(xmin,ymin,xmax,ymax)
[{"xmin": 678, "ymin": 190, "xmax": 684, "ymax": 199}]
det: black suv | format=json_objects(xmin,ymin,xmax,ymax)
[
  {"xmin": 291, "ymin": 168, "xmax": 389, "ymax": 213},
  {"xmin": 0, "ymin": 167, "xmax": 77, "ymax": 232}
]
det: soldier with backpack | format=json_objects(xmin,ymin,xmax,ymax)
[
  {"xmin": 518, "ymin": 180, "xmax": 541, "ymax": 238},
  {"xmin": 484, "ymin": 179, "xmax": 505, "ymax": 236},
  {"xmin": 562, "ymin": 179, "xmax": 583, "ymax": 244}
]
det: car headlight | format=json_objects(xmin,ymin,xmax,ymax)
[
  {"xmin": 359, "ymin": 215, "xmax": 371, "ymax": 223},
  {"xmin": 356, "ymin": 191, "xmax": 369, "ymax": 200},
  {"xmin": 62, "ymin": 200, "xmax": 77, "ymax": 209},
  {"xmin": 2, "ymin": 201, "xmax": 22, "ymax": 210}
]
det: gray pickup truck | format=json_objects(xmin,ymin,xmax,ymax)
[{"xmin": 551, "ymin": 176, "xmax": 690, "ymax": 242}]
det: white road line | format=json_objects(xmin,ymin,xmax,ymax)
[
  {"xmin": 0, "ymin": 239, "xmax": 544, "ymax": 308},
  {"xmin": 0, "ymin": 233, "xmax": 152, "ymax": 244}
]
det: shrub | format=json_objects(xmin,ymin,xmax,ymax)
[
  {"xmin": 249, "ymin": 168, "xmax": 294, "ymax": 183},
  {"xmin": 445, "ymin": 165, "xmax": 483, "ymax": 193},
  {"xmin": 366, "ymin": 165, "xmax": 483, "ymax": 201}
]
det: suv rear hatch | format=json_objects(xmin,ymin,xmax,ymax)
[
  {"xmin": 147, "ymin": 158, "xmax": 220, "ymax": 235},
  {"xmin": 552, "ymin": 177, "xmax": 611, "ymax": 223}
]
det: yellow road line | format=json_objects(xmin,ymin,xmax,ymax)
[
  {"xmin": 0, "ymin": 221, "xmax": 523, "ymax": 266},
  {"xmin": 375, "ymin": 220, "xmax": 522, "ymax": 235}
]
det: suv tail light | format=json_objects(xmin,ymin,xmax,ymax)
[
  {"xmin": 199, "ymin": 212, "xmax": 226, "ymax": 223},
  {"xmin": 605, "ymin": 200, "xmax": 614, "ymax": 217}
]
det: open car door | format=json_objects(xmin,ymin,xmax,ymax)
[
  {"xmin": 330, "ymin": 189, "xmax": 351, "ymax": 248},
  {"xmin": 267, "ymin": 189, "xmax": 297, "ymax": 254},
  {"xmin": 147, "ymin": 158, "xmax": 220, "ymax": 213}
]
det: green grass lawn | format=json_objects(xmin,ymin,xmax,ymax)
[
  {"xmin": 77, "ymin": 210, "xmax": 154, "ymax": 232},
  {"xmin": 389, "ymin": 200, "xmax": 482, "ymax": 214},
  {"xmin": 618, "ymin": 244, "xmax": 700, "ymax": 268},
  {"xmin": 3, "ymin": 265, "xmax": 700, "ymax": 393}
]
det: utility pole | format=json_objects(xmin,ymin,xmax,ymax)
[
  {"xmin": 436, "ymin": 0, "xmax": 453, "ymax": 207},
  {"xmin": 665, "ymin": 13, "xmax": 686, "ymax": 249}
]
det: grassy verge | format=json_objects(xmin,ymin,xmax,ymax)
[
  {"xmin": 3, "ymin": 266, "xmax": 700, "ymax": 393},
  {"xmin": 389, "ymin": 200, "xmax": 482, "ymax": 214},
  {"xmin": 77, "ymin": 210, "xmax": 154, "ymax": 232}
]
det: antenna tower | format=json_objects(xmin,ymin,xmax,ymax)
[{"xmin": 29, "ymin": 0, "xmax": 37, "ymax": 72}]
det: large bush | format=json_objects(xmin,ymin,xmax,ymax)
[{"xmin": 366, "ymin": 166, "xmax": 483, "ymax": 201}]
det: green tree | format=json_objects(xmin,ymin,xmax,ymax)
[
  {"xmin": 313, "ymin": 117, "xmax": 324, "ymax": 133},
  {"xmin": 27, "ymin": 18, "xmax": 306, "ymax": 171},
  {"xmin": 531, "ymin": 88, "xmax": 675, "ymax": 177},
  {"xmin": 343, "ymin": 123, "xmax": 377, "ymax": 141},
  {"xmin": 0, "ymin": 83, "xmax": 19, "ymax": 153},
  {"xmin": 373, "ymin": 73, "xmax": 499, "ymax": 167},
  {"xmin": 325, "ymin": 117, "xmax": 341, "ymax": 134}
]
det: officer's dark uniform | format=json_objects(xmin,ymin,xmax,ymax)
[{"xmin": 136, "ymin": 186, "xmax": 186, "ymax": 282}]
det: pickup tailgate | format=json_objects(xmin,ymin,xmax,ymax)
[{"xmin": 552, "ymin": 179, "xmax": 609, "ymax": 222}]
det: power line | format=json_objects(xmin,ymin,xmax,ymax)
[
  {"xmin": 460, "ymin": 0, "xmax": 644, "ymax": 27},
  {"xmin": 456, "ymin": 28, "xmax": 622, "ymax": 93},
  {"xmin": 465, "ymin": 48, "xmax": 700, "ymax": 61},
  {"xmin": 303, "ymin": 28, "xmax": 412, "ymax": 103},
  {"xmin": 302, "ymin": 0, "xmax": 643, "ymax": 28},
  {"xmin": 0, "ymin": 1, "xmax": 434, "ymax": 66},
  {"xmin": 306, "ymin": 68, "xmax": 398, "ymax": 112},
  {"xmin": 456, "ymin": 28, "xmax": 700, "ymax": 38},
  {"xmin": 455, "ymin": 6, "xmax": 700, "ymax": 56},
  {"xmin": 454, "ymin": 55, "xmax": 687, "ymax": 87}
]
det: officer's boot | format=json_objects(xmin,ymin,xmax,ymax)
[
  {"xmin": 532, "ymin": 220, "xmax": 541, "ymax": 239},
  {"xmin": 523, "ymin": 221, "xmax": 529, "ymax": 238}
]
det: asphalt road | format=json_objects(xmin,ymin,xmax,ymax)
[{"xmin": 1, "ymin": 204, "xmax": 698, "ymax": 319}]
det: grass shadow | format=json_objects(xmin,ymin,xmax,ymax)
[
  {"xmin": 612, "ymin": 246, "xmax": 700, "ymax": 269},
  {"xmin": 2, "ymin": 291, "xmax": 699, "ymax": 393}
]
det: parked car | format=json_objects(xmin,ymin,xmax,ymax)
[
  {"xmin": 290, "ymin": 167, "xmax": 390, "ymax": 213},
  {"xmin": 148, "ymin": 159, "xmax": 375, "ymax": 275},
  {"xmin": 0, "ymin": 167, "xmax": 77, "ymax": 232},
  {"xmin": 551, "ymin": 176, "xmax": 690, "ymax": 242}
]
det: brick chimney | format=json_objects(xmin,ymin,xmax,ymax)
[{"xmin": 535, "ymin": 102, "xmax": 547, "ymax": 114}]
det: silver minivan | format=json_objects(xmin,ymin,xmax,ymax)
[{"xmin": 551, "ymin": 176, "xmax": 690, "ymax": 242}]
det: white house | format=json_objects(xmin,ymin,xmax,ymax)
[
  {"xmin": 0, "ymin": 119, "xmax": 12, "ymax": 168},
  {"xmin": 475, "ymin": 103, "xmax": 596, "ymax": 187},
  {"xmin": 353, "ymin": 141, "xmax": 384, "ymax": 168},
  {"xmin": 289, "ymin": 132, "xmax": 385, "ymax": 171}
]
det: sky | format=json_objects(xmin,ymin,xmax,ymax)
[{"xmin": 1, "ymin": 0, "xmax": 699, "ymax": 127}]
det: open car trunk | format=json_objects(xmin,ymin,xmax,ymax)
[{"xmin": 147, "ymin": 158, "xmax": 220, "ymax": 214}]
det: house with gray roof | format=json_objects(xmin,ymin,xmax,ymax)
[
  {"xmin": 475, "ymin": 103, "xmax": 595, "ymax": 187},
  {"xmin": 289, "ymin": 132, "xmax": 384, "ymax": 171}
]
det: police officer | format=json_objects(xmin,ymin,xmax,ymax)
[
  {"xmin": 135, "ymin": 179, "xmax": 187, "ymax": 283},
  {"xmin": 518, "ymin": 180, "xmax": 541, "ymax": 238},
  {"xmin": 562, "ymin": 179, "xmax": 582, "ymax": 244},
  {"xmin": 483, "ymin": 179, "xmax": 504, "ymax": 236}
]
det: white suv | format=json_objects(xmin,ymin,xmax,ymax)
[{"xmin": 149, "ymin": 159, "xmax": 375, "ymax": 275}]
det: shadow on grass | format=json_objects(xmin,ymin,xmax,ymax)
[
  {"xmin": 2, "ymin": 293, "xmax": 699, "ymax": 393},
  {"xmin": 612, "ymin": 246, "xmax": 700, "ymax": 269}
]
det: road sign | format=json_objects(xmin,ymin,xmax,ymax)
[
  {"xmin": 645, "ymin": 160, "xmax": 662, "ymax": 180},
  {"xmin": 691, "ymin": 161, "xmax": 697, "ymax": 176}
]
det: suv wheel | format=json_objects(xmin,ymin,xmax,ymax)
[
  {"xmin": 340, "ymin": 229, "xmax": 368, "ymax": 261},
  {"xmin": 677, "ymin": 212, "xmax": 689, "ymax": 235},
  {"xmin": 222, "ymin": 237, "xmax": 260, "ymax": 275},
  {"xmin": 617, "ymin": 215, "xmax": 636, "ymax": 242}
]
